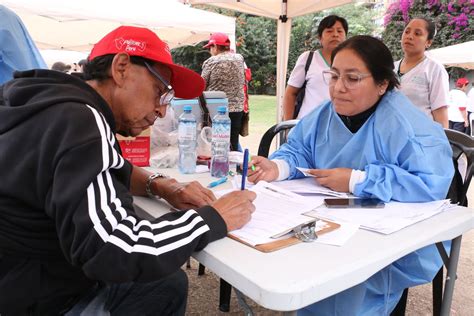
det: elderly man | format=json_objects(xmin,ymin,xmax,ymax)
[{"xmin": 0, "ymin": 26, "xmax": 255, "ymax": 315}]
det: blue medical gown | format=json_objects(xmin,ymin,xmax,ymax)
[
  {"xmin": 270, "ymin": 91, "xmax": 454, "ymax": 315},
  {"xmin": 0, "ymin": 5, "xmax": 47, "ymax": 84}
]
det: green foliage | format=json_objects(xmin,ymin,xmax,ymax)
[
  {"xmin": 382, "ymin": 0, "xmax": 474, "ymax": 73},
  {"xmin": 287, "ymin": 15, "xmax": 316, "ymax": 76},
  {"xmin": 237, "ymin": 16, "xmax": 277, "ymax": 95},
  {"xmin": 287, "ymin": 4, "xmax": 380, "ymax": 77},
  {"xmin": 171, "ymin": 43, "xmax": 209, "ymax": 73},
  {"xmin": 173, "ymin": 3, "xmax": 380, "ymax": 95}
]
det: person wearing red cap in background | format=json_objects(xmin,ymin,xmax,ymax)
[
  {"xmin": 201, "ymin": 32, "xmax": 246, "ymax": 151},
  {"xmin": 0, "ymin": 26, "xmax": 256, "ymax": 315},
  {"xmin": 447, "ymin": 77, "xmax": 470, "ymax": 134}
]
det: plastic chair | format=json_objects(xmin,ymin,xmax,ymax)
[
  {"xmin": 391, "ymin": 129, "xmax": 474, "ymax": 316},
  {"xmin": 257, "ymin": 119, "xmax": 300, "ymax": 158}
]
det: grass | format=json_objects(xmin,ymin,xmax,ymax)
[{"xmin": 240, "ymin": 94, "xmax": 278, "ymax": 154}]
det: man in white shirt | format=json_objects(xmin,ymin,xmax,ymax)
[{"xmin": 447, "ymin": 77, "xmax": 470, "ymax": 133}]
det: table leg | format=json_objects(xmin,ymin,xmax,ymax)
[{"xmin": 440, "ymin": 235, "xmax": 463, "ymax": 316}]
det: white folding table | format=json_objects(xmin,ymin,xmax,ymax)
[{"xmin": 133, "ymin": 168, "xmax": 474, "ymax": 315}]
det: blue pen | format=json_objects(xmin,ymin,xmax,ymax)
[
  {"xmin": 241, "ymin": 149, "xmax": 249, "ymax": 190},
  {"xmin": 207, "ymin": 177, "xmax": 227, "ymax": 188}
]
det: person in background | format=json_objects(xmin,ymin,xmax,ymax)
[
  {"xmin": 51, "ymin": 61, "xmax": 72, "ymax": 73},
  {"xmin": 0, "ymin": 5, "xmax": 47, "ymax": 84},
  {"xmin": 282, "ymin": 15, "xmax": 348, "ymax": 120},
  {"xmin": 467, "ymin": 80, "xmax": 474, "ymax": 136},
  {"xmin": 201, "ymin": 32, "xmax": 245, "ymax": 151},
  {"xmin": 395, "ymin": 17, "xmax": 449, "ymax": 127},
  {"xmin": 78, "ymin": 58, "xmax": 87, "ymax": 72},
  {"xmin": 0, "ymin": 26, "xmax": 256, "ymax": 315},
  {"xmin": 448, "ymin": 77, "xmax": 470, "ymax": 133},
  {"xmin": 248, "ymin": 35, "xmax": 453, "ymax": 315}
]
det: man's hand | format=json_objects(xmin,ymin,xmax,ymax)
[
  {"xmin": 247, "ymin": 156, "xmax": 279, "ymax": 183},
  {"xmin": 210, "ymin": 190, "xmax": 256, "ymax": 231},
  {"xmin": 308, "ymin": 168, "xmax": 352, "ymax": 192},
  {"xmin": 153, "ymin": 178, "xmax": 216, "ymax": 210}
]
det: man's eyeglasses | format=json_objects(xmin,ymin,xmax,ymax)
[
  {"xmin": 144, "ymin": 62, "xmax": 175, "ymax": 105},
  {"xmin": 322, "ymin": 70, "xmax": 372, "ymax": 90}
]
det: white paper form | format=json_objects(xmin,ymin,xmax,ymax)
[
  {"xmin": 229, "ymin": 181, "xmax": 317, "ymax": 246},
  {"xmin": 314, "ymin": 221, "xmax": 359, "ymax": 246},
  {"xmin": 306, "ymin": 199, "xmax": 453, "ymax": 235},
  {"xmin": 273, "ymin": 177, "xmax": 349, "ymax": 198}
]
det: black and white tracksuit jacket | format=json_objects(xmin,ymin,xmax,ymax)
[{"xmin": 0, "ymin": 70, "xmax": 227, "ymax": 314}]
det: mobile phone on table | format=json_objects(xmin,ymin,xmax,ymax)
[{"xmin": 324, "ymin": 198, "xmax": 385, "ymax": 208}]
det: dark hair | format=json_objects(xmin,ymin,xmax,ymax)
[
  {"xmin": 331, "ymin": 35, "xmax": 400, "ymax": 91},
  {"xmin": 411, "ymin": 17, "xmax": 436, "ymax": 40},
  {"xmin": 83, "ymin": 54, "xmax": 154, "ymax": 81},
  {"xmin": 317, "ymin": 15, "xmax": 348, "ymax": 37},
  {"xmin": 214, "ymin": 44, "xmax": 230, "ymax": 52}
]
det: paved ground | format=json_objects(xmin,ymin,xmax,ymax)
[{"xmin": 183, "ymin": 134, "xmax": 474, "ymax": 315}]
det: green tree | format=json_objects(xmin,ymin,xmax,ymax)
[
  {"xmin": 287, "ymin": 4, "xmax": 380, "ymax": 78},
  {"xmin": 173, "ymin": 3, "xmax": 380, "ymax": 95},
  {"xmin": 236, "ymin": 15, "xmax": 277, "ymax": 95}
]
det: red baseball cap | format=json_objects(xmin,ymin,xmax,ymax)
[
  {"xmin": 203, "ymin": 32, "xmax": 231, "ymax": 48},
  {"xmin": 456, "ymin": 77, "xmax": 469, "ymax": 87},
  {"xmin": 89, "ymin": 26, "xmax": 205, "ymax": 99}
]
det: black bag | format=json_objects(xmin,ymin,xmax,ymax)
[
  {"xmin": 240, "ymin": 111, "xmax": 249, "ymax": 137},
  {"xmin": 293, "ymin": 51, "xmax": 314, "ymax": 119},
  {"xmin": 198, "ymin": 94, "xmax": 212, "ymax": 127}
]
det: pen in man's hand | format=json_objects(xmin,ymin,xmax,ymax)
[
  {"xmin": 241, "ymin": 149, "xmax": 249, "ymax": 190},
  {"xmin": 207, "ymin": 177, "xmax": 228, "ymax": 188}
]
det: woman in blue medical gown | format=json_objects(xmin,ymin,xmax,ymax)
[{"xmin": 248, "ymin": 35, "xmax": 454, "ymax": 315}]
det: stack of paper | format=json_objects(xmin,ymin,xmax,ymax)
[
  {"xmin": 273, "ymin": 177, "xmax": 349, "ymax": 198},
  {"xmin": 229, "ymin": 181, "xmax": 317, "ymax": 246},
  {"xmin": 306, "ymin": 200, "xmax": 453, "ymax": 234}
]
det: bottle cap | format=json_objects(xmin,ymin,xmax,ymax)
[
  {"xmin": 183, "ymin": 105, "xmax": 193, "ymax": 111},
  {"xmin": 217, "ymin": 106, "xmax": 227, "ymax": 113}
]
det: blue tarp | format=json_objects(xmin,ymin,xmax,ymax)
[{"xmin": 0, "ymin": 5, "xmax": 46, "ymax": 84}]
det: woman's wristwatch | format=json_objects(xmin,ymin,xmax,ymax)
[{"xmin": 145, "ymin": 172, "xmax": 169, "ymax": 199}]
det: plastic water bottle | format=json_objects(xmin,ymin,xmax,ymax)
[
  {"xmin": 178, "ymin": 105, "xmax": 197, "ymax": 174},
  {"xmin": 211, "ymin": 106, "xmax": 231, "ymax": 178}
]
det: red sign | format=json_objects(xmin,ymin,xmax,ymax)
[{"xmin": 118, "ymin": 136, "xmax": 150, "ymax": 167}]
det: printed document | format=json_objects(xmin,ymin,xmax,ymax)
[
  {"xmin": 306, "ymin": 199, "xmax": 452, "ymax": 234},
  {"xmin": 228, "ymin": 181, "xmax": 317, "ymax": 246},
  {"xmin": 273, "ymin": 177, "xmax": 349, "ymax": 197}
]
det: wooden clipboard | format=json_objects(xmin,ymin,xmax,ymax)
[{"xmin": 228, "ymin": 219, "xmax": 340, "ymax": 253}]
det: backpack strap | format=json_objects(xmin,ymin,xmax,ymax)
[
  {"xmin": 198, "ymin": 94, "xmax": 212, "ymax": 127},
  {"xmin": 293, "ymin": 51, "xmax": 314, "ymax": 119},
  {"xmin": 304, "ymin": 51, "xmax": 314, "ymax": 76}
]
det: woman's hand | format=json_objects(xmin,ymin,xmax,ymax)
[
  {"xmin": 247, "ymin": 156, "xmax": 279, "ymax": 183},
  {"xmin": 308, "ymin": 168, "xmax": 352, "ymax": 192}
]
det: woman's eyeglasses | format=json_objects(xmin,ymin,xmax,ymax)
[
  {"xmin": 322, "ymin": 70, "xmax": 372, "ymax": 90},
  {"xmin": 144, "ymin": 62, "xmax": 175, "ymax": 105}
]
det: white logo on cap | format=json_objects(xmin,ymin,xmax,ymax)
[{"xmin": 115, "ymin": 38, "xmax": 146, "ymax": 53}]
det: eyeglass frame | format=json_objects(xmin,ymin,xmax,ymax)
[
  {"xmin": 322, "ymin": 70, "xmax": 372, "ymax": 90},
  {"xmin": 144, "ymin": 62, "xmax": 175, "ymax": 105}
]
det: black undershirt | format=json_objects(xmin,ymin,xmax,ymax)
[{"xmin": 337, "ymin": 99, "xmax": 380, "ymax": 133}]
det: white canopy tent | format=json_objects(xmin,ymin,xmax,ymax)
[
  {"xmin": 186, "ymin": 0, "xmax": 352, "ymax": 121},
  {"xmin": 426, "ymin": 41, "xmax": 474, "ymax": 70},
  {"xmin": 0, "ymin": 0, "xmax": 235, "ymax": 53}
]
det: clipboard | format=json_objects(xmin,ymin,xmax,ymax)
[{"xmin": 228, "ymin": 219, "xmax": 340, "ymax": 253}]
